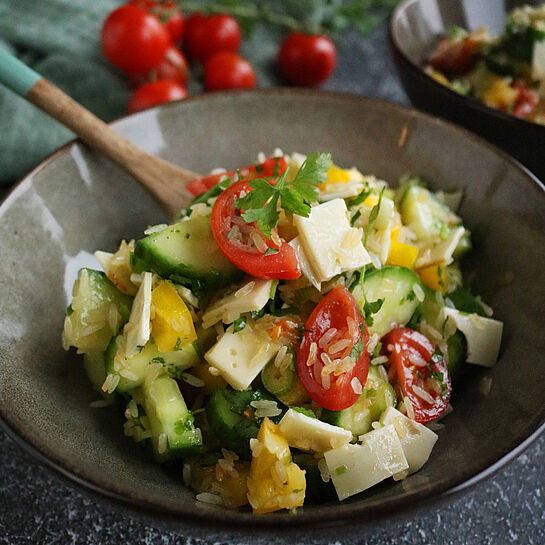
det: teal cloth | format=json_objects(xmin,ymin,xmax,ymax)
[
  {"xmin": 0, "ymin": 0, "xmax": 131, "ymax": 184},
  {"xmin": 0, "ymin": 0, "xmax": 284, "ymax": 186}
]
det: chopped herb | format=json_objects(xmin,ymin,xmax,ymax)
[
  {"xmin": 173, "ymin": 337, "xmax": 182, "ymax": 351},
  {"xmin": 291, "ymin": 406, "xmax": 316, "ymax": 418},
  {"xmin": 189, "ymin": 176, "xmax": 231, "ymax": 206},
  {"xmin": 430, "ymin": 371, "xmax": 444, "ymax": 382},
  {"xmin": 235, "ymin": 152, "xmax": 332, "ymax": 239},
  {"xmin": 431, "ymin": 345, "xmax": 443, "ymax": 363},
  {"xmin": 292, "ymin": 488, "xmax": 303, "ymax": 493},
  {"xmin": 264, "ymin": 247, "xmax": 279, "ymax": 256},
  {"xmin": 152, "ymin": 357, "xmax": 166, "ymax": 364},
  {"xmin": 365, "ymin": 388, "xmax": 377, "ymax": 398},
  {"xmin": 364, "ymin": 186, "xmax": 385, "ymax": 246},
  {"xmin": 136, "ymin": 345, "xmax": 144, "ymax": 353},
  {"xmin": 66, "ymin": 304, "xmax": 73, "ymax": 316},
  {"xmin": 350, "ymin": 334, "xmax": 364, "ymax": 359},
  {"xmin": 335, "ymin": 465, "xmax": 348, "ymax": 475},
  {"xmin": 233, "ymin": 316, "xmax": 247, "ymax": 333},
  {"xmin": 406, "ymin": 289, "xmax": 416, "ymax": 302},
  {"xmin": 406, "ymin": 304, "xmax": 423, "ymax": 330},
  {"xmin": 185, "ymin": 233, "xmax": 190, "ymax": 239},
  {"xmin": 250, "ymin": 308, "xmax": 265, "ymax": 320},
  {"xmin": 349, "ymin": 186, "xmax": 371, "ymax": 207},
  {"xmin": 350, "ymin": 209, "xmax": 361, "ymax": 226},
  {"xmin": 363, "ymin": 298, "xmax": 384, "ymax": 327}
]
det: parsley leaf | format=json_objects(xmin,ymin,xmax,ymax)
[
  {"xmin": 363, "ymin": 298, "xmax": 384, "ymax": 327},
  {"xmin": 235, "ymin": 152, "xmax": 332, "ymax": 239},
  {"xmin": 233, "ymin": 316, "xmax": 247, "ymax": 332}
]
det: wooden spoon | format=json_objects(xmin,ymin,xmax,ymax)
[{"xmin": 0, "ymin": 47, "xmax": 199, "ymax": 216}]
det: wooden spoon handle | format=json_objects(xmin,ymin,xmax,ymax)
[{"xmin": 0, "ymin": 47, "xmax": 198, "ymax": 215}]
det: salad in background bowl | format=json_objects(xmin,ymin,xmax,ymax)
[{"xmin": 390, "ymin": 0, "xmax": 545, "ymax": 180}]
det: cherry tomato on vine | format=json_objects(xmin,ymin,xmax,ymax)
[
  {"xmin": 183, "ymin": 13, "xmax": 241, "ymax": 63},
  {"xmin": 129, "ymin": 46, "xmax": 189, "ymax": 87},
  {"xmin": 297, "ymin": 286, "xmax": 370, "ymax": 411},
  {"xmin": 204, "ymin": 52, "xmax": 256, "ymax": 91},
  {"xmin": 128, "ymin": 79, "xmax": 188, "ymax": 113},
  {"xmin": 210, "ymin": 178, "xmax": 300, "ymax": 280},
  {"xmin": 129, "ymin": 0, "xmax": 184, "ymax": 43},
  {"xmin": 187, "ymin": 156, "xmax": 287, "ymax": 197},
  {"xmin": 101, "ymin": 5, "xmax": 171, "ymax": 74},
  {"xmin": 277, "ymin": 32, "xmax": 337, "ymax": 87},
  {"xmin": 382, "ymin": 327, "xmax": 451, "ymax": 424}
]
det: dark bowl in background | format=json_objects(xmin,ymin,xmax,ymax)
[
  {"xmin": 1, "ymin": 90, "xmax": 545, "ymax": 536},
  {"xmin": 390, "ymin": 0, "xmax": 545, "ymax": 181}
]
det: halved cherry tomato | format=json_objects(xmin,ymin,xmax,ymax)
[
  {"xmin": 186, "ymin": 156, "xmax": 288, "ymax": 197},
  {"xmin": 210, "ymin": 179, "xmax": 301, "ymax": 280},
  {"xmin": 297, "ymin": 286, "xmax": 370, "ymax": 411},
  {"xmin": 512, "ymin": 81, "xmax": 538, "ymax": 118},
  {"xmin": 428, "ymin": 37, "xmax": 479, "ymax": 76},
  {"xmin": 382, "ymin": 327, "xmax": 451, "ymax": 424}
]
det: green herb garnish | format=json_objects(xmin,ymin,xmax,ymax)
[
  {"xmin": 363, "ymin": 298, "xmax": 384, "ymax": 327},
  {"xmin": 364, "ymin": 186, "xmax": 385, "ymax": 246}
]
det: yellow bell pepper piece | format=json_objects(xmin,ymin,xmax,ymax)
[
  {"xmin": 320, "ymin": 165, "xmax": 351, "ymax": 189},
  {"xmin": 418, "ymin": 264, "xmax": 448, "ymax": 294},
  {"xmin": 364, "ymin": 194, "xmax": 379, "ymax": 208},
  {"xmin": 151, "ymin": 280, "xmax": 197, "ymax": 352},
  {"xmin": 387, "ymin": 240, "xmax": 419, "ymax": 269},
  {"xmin": 390, "ymin": 224, "xmax": 401, "ymax": 242},
  {"xmin": 481, "ymin": 76, "xmax": 519, "ymax": 110},
  {"xmin": 247, "ymin": 418, "xmax": 306, "ymax": 514}
]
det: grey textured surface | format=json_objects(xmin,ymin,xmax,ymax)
[{"xmin": 1, "ymin": 21, "xmax": 544, "ymax": 545}]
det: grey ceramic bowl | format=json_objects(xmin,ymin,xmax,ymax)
[
  {"xmin": 390, "ymin": 0, "xmax": 545, "ymax": 181},
  {"xmin": 1, "ymin": 90, "xmax": 544, "ymax": 533}
]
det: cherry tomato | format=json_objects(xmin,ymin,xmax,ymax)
[
  {"xmin": 297, "ymin": 286, "xmax": 370, "ymax": 411},
  {"xmin": 186, "ymin": 156, "xmax": 287, "ymax": 197},
  {"xmin": 512, "ymin": 81, "xmax": 538, "ymax": 118},
  {"xmin": 128, "ymin": 80, "xmax": 188, "ymax": 113},
  {"xmin": 277, "ymin": 33, "xmax": 337, "ymax": 87},
  {"xmin": 129, "ymin": 46, "xmax": 189, "ymax": 87},
  {"xmin": 204, "ymin": 52, "xmax": 256, "ymax": 91},
  {"xmin": 183, "ymin": 13, "xmax": 241, "ymax": 63},
  {"xmin": 101, "ymin": 5, "xmax": 171, "ymax": 75},
  {"xmin": 428, "ymin": 37, "xmax": 479, "ymax": 76},
  {"xmin": 382, "ymin": 327, "xmax": 451, "ymax": 424},
  {"xmin": 129, "ymin": 0, "xmax": 184, "ymax": 43},
  {"xmin": 210, "ymin": 179, "xmax": 301, "ymax": 280}
]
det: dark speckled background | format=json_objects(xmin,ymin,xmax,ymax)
[{"xmin": 1, "ymin": 23, "xmax": 544, "ymax": 544}]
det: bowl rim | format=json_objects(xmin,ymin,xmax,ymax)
[
  {"xmin": 389, "ymin": 0, "xmax": 545, "ymax": 133},
  {"xmin": 1, "ymin": 88, "xmax": 545, "ymax": 530}
]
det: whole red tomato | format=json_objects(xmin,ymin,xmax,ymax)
[
  {"xmin": 101, "ymin": 5, "xmax": 170, "ymax": 74},
  {"xmin": 129, "ymin": 46, "xmax": 189, "ymax": 87},
  {"xmin": 128, "ymin": 79, "xmax": 188, "ymax": 113},
  {"xmin": 204, "ymin": 52, "xmax": 256, "ymax": 91},
  {"xmin": 278, "ymin": 32, "xmax": 337, "ymax": 87},
  {"xmin": 130, "ymin": 0, "xmax": 184, "ymax": 43},
  {"xmin": 183, "ymin": 13, "xmax": 241, "ymax": 63}
]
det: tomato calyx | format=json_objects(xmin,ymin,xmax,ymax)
[
  {"xmin": 382, "ymin": 327, "xmax": 451, "ymax": 424},
  {"xmin": 297, "ymin": 286, "xmax": 370, "ymax": 411},
  {"xmin": 210, "ymin": 178, "xmax": 301, "ymax": 280}
]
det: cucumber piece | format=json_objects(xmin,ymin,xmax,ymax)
[
  {"xmin": 322, "ymin": 366, "xmax": 396, "ymax": 436},
  {"xmin": 400, "ymin": 185, "xmax": 459, "ymax": 241},
  {"xmin": 205, "ymin": 387, "xmax": 282, "ymax": 460},
  {"xmin": 353, "ymin": 266, "xmax": 425, "ymax": 337},
  {"xmin": 447, "ymin": 329, "xmax": 467, "ymax": 380},
  {"xmin": 142, "ymin": 374, "xmax": 202, "ymax": 461},
  {"xmin": 261, "ymin": 349, "xmax": 296, "ymax": 396},
  {"xmin": 105, "ymin": 336, "xmax": 201, "ymax": 392},
  {"xmin": 446, "ymin": 286, "xmax": 487, "ymax": 317},
  {"xmin": 132, "ymin": 215, "xmax": 242, "ymax": 288},
  {"xmin": 83, "ymin": 350, "xmax": 115, "ymax": 401},
  {"xmin": 292, "ymin": 453, "xmax": 336, "ymax": 503},
  {"xmin": 420, "ymin": 288, "xmax": 445, "ymax": 331},
  {"xmin": 63, "ymin": 268, "xmax": 133, "ymax": 353}
]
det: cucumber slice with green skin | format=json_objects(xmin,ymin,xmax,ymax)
[
  {"xmin": 105, "ymin": 336, "xmax": 201, "ymax": 392},
  {"xmin": 63, "ymin": 269, "xmax": 133, "ymax": 353},
  {"xmin": 261, "ymin": 349, "xmax": 296, "ymax": 396},
  {"xmin": 447, "ymin": 329, "xmax": 467, "ymax": 380},
  {"xmin": 322, "ymin": 366, "xmax": 396, "ymax": 436},
  {"xmin": 83, "ymin": 350, "xmax": 118, "ymax": 405},
  {"xmin": 419, "ymin": 287, "xmax": 445, "ymax": 331},
  {"xmin": 292, "ymin": 453, "xmax": 336, "ymax": 503},
  {"xmin": 352, "ymin": 266, "xmax": 425, "ymax": 338},
  {"xmin": 400, "ymin": 185, "xmax": 459, "ymax": 242},
  {"xmin": 206, "ymin": 387, "xmax": 283, "ymax": 460},
  {"xmin": 132, "ymin": 215, "xmax": 242, "ymax": 288},
  {"xmin": 142, "ymin": 374, "xmax": 202, "ymax": 462}
]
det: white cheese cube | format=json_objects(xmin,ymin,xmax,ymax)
[
  {"xmin": 532, "ymin": 39, "xmax": 545, "ymax": 81},
  {"xmin": 415, "ymin": 226, "xmax": 466, "ymax": 269},
  {"xmin": 294, "ymin": 199, "xmax": 371, "ymax": 283},
  {"xmin": 201, "ymin": 278, "xmax": 274, "ymax": 329},
  {"xmin": 278, "ymin": 409, "xmax": 352, "ymax": 452},
  {"xmin": 204, "ymin": 321, "xmax": 279, "ymax": 390},
  {"xmin": 324, "ymin": 424, "xmax": 408, "ymax": 501},
  {"xmin": 444, "ymin": 308, "xmax": 503, "ymax": 368},
  {"xmin": 124, "ymin": 271, "xmax": 152, "ymax": 357},
  {"xmin": 289, "ymin": 237, "xmax": 321, "ymax": 289},
  {"xmin": 380, "ymin": 407, "xmax": 438, "ymax": 477}
]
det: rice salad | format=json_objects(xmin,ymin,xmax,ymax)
[{"xmin": 63, "ymin": 150, "xmax": 503, "ymax": 513}]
